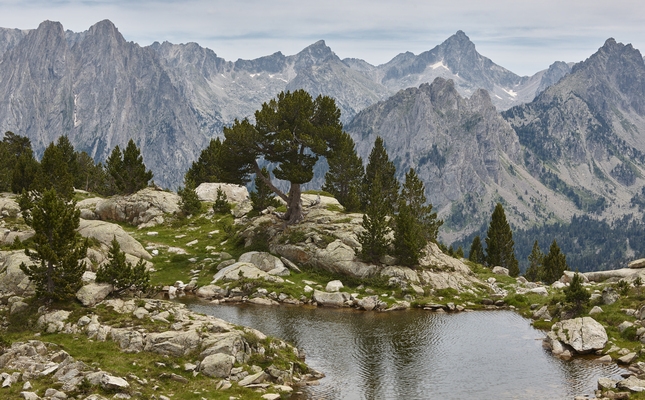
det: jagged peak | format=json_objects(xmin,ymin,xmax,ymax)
[
  {"xmin": 87, "ymin": 19, "xmax": 124, "ymax": 42},
  {"xmin": 298, "ymin": 39, "xmax": 334, "ymax": 57},
  {"xmin": 442, "ymin": 30, "xmax": 475, "ymax": 49},
  {"xmin": 36, "ymin": 20, "xmax": 64, "ymax": 32}
]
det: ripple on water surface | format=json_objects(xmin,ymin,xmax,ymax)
[{"xmin": 188, "ymin": 303, "xmax": 625, "ymax": 400}]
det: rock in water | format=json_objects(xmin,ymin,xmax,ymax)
[{"xmin": 548, "ymin": 317, "xmax": 608, "ymax": 354}]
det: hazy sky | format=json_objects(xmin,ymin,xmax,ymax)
[{"xmin": 0, "ymin": 0, "xmax": 643, "ymax": 76}]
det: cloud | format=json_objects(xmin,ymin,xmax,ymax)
[{"xmin": 0, "ymin": 0, "xmax": 643, "ymax": 75}]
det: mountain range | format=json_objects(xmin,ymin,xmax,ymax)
[{"xmin": 1, "ymin": 19, "xmax": 644, "ymax": 255}]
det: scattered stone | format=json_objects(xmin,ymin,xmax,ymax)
[
  {"xmin": 618, "ymin": 352, "xmax": 639, "ymax": 364},
  {"xmin": 532, "ymin": 305, "xmax": 551, "ymax": 320},
  {"xmin": 602, "ymin": 287, "xmax": 619, "ymax": 305},
  {"xmin": 492, "ymin": 266, "xmax": 509, "ymax": 275},
  {"xmin": 200, "ymin": 354, "xmax": 235, "ymax": 378},
  {"xmin": 325, "ymin": 280, "xmax": 344, "ymax": 292},
  {"xmin": 312, "ymin": 290, "xmax": 348, "ymax": 307},
  {"xmin": 589, "ymin": 306, "xmax": 603, "ymax": 315}
]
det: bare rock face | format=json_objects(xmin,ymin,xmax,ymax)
[
  {"xmin": 546, "ymin": 317, "xmax": 608, "ymax": 354},
  {"xmin": 195, "ymin": 183, "xmax": 249, "ymax": 204},
  {"xmin": 89, "ymin": 188, "xmax": 180, "ymax": 227},
  {"xmin": 77, "ymin": 219, "xmax": 151, "ymax": 260},
  {"xmin": 0, "ymin": 251, "xmax": 35, "ymax": 297},
  {"xmin": 76, "ymin": 283, "xmax": 113, "ymax": 307},
  {"xmin": 200, "ymin": 353, "xmax": 235, "ymax": 378}
]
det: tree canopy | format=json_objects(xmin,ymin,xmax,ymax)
[
  {"xmin": 106, "ymin": 139, "xmax": 153, "ymax": 195},
  {"xmin": 362, "ymin": 136, "xmax": 399, "ymax": 214},
  {"xmin": 224, "ymin": 89, "xmax": 345, "ymax": 224},
  {"xmin": 322, "ymin": 131, "xmax": 364, "ymax": 212},
  {"xmin": 19, "ymin": 189, "xmax": 87, "ymax": 302},
  {"xmin": 485, "ymin": 203, "xmax": 519, "ymax": 276}
]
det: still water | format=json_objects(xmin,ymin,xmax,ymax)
[{"xmin": 189, "ymin": 302, "xmax": 625, "ymax": 400}]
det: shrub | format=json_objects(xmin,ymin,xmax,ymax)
[
  {"xmin": 212, "ymin": 187, "xmax": 231, "ymax": 214},
  {"xmin": 96, "ymin": 237, "xmax": 151, "ymax": 294}
]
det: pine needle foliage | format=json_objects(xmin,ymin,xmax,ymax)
[
  {"xmin": 213, "ymin": 187, "xmax": 231, "ymax": 215},
  {"xmin": 541, "ymin": 240, "xmax": 568, "ymax": 284},
  {"xmin": 468, "ymin": 235, "xmax": 485, "ymax": 264},
  {"xmin": 250, "ymin": 167, "xmax": 282, "ymax": 211},
  {"xmin": 19, "ymin": 189, "xmax": 87, "ymax": 302},
  {"xmin": 524, "ymin": 240, "xmax": 544, "ymax": 282},
  {"xmin": 96, "ymin": 237, "xmax": 150, "ymax": 294},
  {"xmin": 564, "ymin": 272, "xmax": 590, "ymax": 314},
  {"xmin": 394, "ymin": 168, "xmax": 442, "ymax": 266},
  {"xmin": 485, "ymin": 203, "xmax": 519, "ymax": 276},
  {"xmin": 322, "ymin": 132, "xmax": 364, "ymax": 212},
  {"xmin": 177, "ymin": 178, "xmax": 202, "ymax": 216},
  {"xmin": 105, "ymin": 139, "xmax": 153, "ymax": 194},
  {"xmin": 359, "ymin": 172, "xmax": 391, "ymax": 263},
  {"xmin": 362, "ymin": 136, "xmax": 398, "ymax": 214}
]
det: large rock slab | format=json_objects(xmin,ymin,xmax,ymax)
[
  {"xmin": 0, "ymin": 195, "xmax": 20, "ymax": 217},
  {"xmin": 77, "ymin": 219, "xmax": 151, "ymax": 260},
  {"xmin": 212, "ymin": 262, "xmax": 271, "ymax": 283},
  {"xmin": 144, "ymin": 330, "xmax": 201, "ymax": 356},
  {"xmin": 200, "ymin": 353, "xmax": 235, "ymax": 378},
  {"xmin": 0, "ymin": 251, "xmax": 35, "ymax": 296},
  {"xmin": 195, "ymin": 183, "xmax": 249, "ymax": 204},
  {"xmin": 312, "ymin": 290, "xmax": 349, "ymax": 307},
  {"xmin": 76, "ymin": 283, "xmax": 113, "ymax": 307},
  {"xmin": 549, "ymin": 317, "xmax": 608, "ymax": 354},
  {"xmin": 239, "ymin": 252, "xmax": 288, "ymax": 275},
  {"xmin": 91, "ymin": 188, "xmax": 180, "ymax": 226},
  {"xmin": 629, "ymin": 258, "xmax": 645, "ymax": 269}
]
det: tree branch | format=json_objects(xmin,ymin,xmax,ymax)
[{"xmin": 253, "ymin": 161, "xmax": 288, "ymax": 203}]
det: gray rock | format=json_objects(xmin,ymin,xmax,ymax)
[
  {"xmin": 325, "ymin": 280, "xmax": 344, "ymax": 292},
  {"xmin": 532, "ymin": 305, "xmax": 551, "ymax": 320},
  {"xmin": 312, "ymin": 290, "xmax": 349, "ymax": 307},
  {"xmin": 617, "ymin": 375, "xmax": 645, "ymax": 392},
  {"xmin": 195, "ymin": 183, "xmax": 249, "ymax": 204},
  {"xmin": 602, "ymin": 287, "xmax": 619, "ymax": 305},
  {"xmin": 618, "ymin": 352, "xmax": 638, "ymax": 364},
  {"xmin": 20, "ymin": 392, "xmax": 40, "ymax": 400},
  {"xmin": 100, "ymin": 374, "xmax": 129, "ymax": 390},
  {"xmin": 238, "ymin": 371, "xmax": 267, "ymax": 386},
  {"xmin": 77, "ymin": 219, "xmax": 151, "ymax": 260},
  {"xmin": 492, "ymin": 266, "xmax": 509, "ymax": 275},
  {"xmin": 76, "ymin": 283, "xmax": 113, "ymax": 307},
  {"xmin": 629, "ymin": 258, "xmax": 645, "ymax": 269},
  {"xmin": 93, "ymin": 188, "xmax": 180, "ymax": 226},
  {"xmin": 144, "ymin": 330, "xmax": 201, "ymax": 356},
  {"xmin": 589, "ymin": 306, "xmax": 603, "ymax": 315},
  {"xmin": 618, "ymin": 321, "xmax": 634, "ymax": 333},
  {"xmin": 10, "ymin": 301, "xmax": 29, "ymax": 315},
  {"xmin": 212, "ymin": 262, "xmax": 273, "ymax": 283},
  {"xmin": 239, "ymin": 252, "xmax": 285, "ymax": 273},
  {"xmin": 199, "ymin": 353, "xmax": 235, "ymax": 378},
  {"xmin": 548, "ymin": 317, "xmax": 608, "ymax": 354},
  {"xmin": 0, "ymin": 251, "xmax": 35, "ymax": 296}
]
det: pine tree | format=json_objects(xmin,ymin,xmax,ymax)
[
  {"xmin": 105, "ymin": 140, "xmax": 153, "ymax": 194},
  {"xmin": 250, "ymin": 167, "xmax": 281, "ymax": 211},
  {"xmin": 185, "ymin": 137, "xmax": 252, "ymax": 186},
  {"xmin": 34, "ymin": 142, "xmax": 75, "ymax": 200},
  {"xmin": 485, "ymin": 203, "xmax": 519, "ymax": 276},
  {"xmin": 177, "ymin": 178, "xmax": 202, "ymax": 216},
  {"xmin": 96, "ymin": 237, "xmax": 150, "ymax": 294},
  {"xmin": 359, "ymin": 172, "xmax": 391, "ymax": 263},
  {"xmin": 76, "ymin": 152, "xmax": 107, "ymax": 193},
  {"xmin": 524, "ymin": 240, "xmax": 543, "ymax": 282},
  {"xmin": 0, "ymin": 141, "xmax": 10, "ymax": 191},
  {"xmin": 541, "ymin": 240, "xmax": 568, "ymax": 284},
  {"xmin": 468, "ymin": 235, "xmax": 485, "ymax": 264},
  {"xmin": 5, "ymin": 132, "xmax": 39, "ymax": 194},
  {"xmin": 322, "ymin": 132, "xmax": 364, "ymax": 212},
  {"xmin": 54, "ymin": 136, "xmax": 80, "ymax": 183},
  {"xmin": 362, "ymin": 137, "xmax": 399, "ymax": 214},
  {"xmin": 564, "ymin": 272, "xmax": 590, "ymax": 314},
  {"xmin": 213, "ymin": 187, "xmax": 231, "ymax": 214},
  {"xmin": 19, "ymin": 189, "xmax": 87, "ymax": 302},
  {"xmin": 394, "ymin": 168, "xmax": 442, "ymax": 266}
]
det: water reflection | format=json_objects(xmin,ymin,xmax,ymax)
[{"xmin": 188, "ymin": 302, "xmax": 625, "ymax": 400}]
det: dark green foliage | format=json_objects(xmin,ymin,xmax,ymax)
[
  {"xmin": 34, "ymin": 142, "xmax": 75, "ymax": 200},
  {"xmin": 322, "ymin": 132, "xmax": 364, "ymax": 212},
  {"xmin": 75, "ymin": 151, "xmax": 107, "ymax": 193},
  {"xmin": 177, "ymin": 179, "xmax": 202, "ymax": 216},
  {"xmin": 524, "ymin": 240, "xmax": 543, "ymax": 282},
  {"xmin": 454, "ymin": 246, "xmax": 464, "ymax": 259},
  {"xmin": 185, "ymin": 137, "xmax": 251, "ymax": 186},
  {"xmin": 541, "ymin": 240, "xmax": 568, "ymax": 284},
  {"xmin": 224, "ymin": 90, "xmax": 345, "ymax": 224},
  {"xmin": 0, "ymin": 140, "xmax": 10, "ymax": 191},
  {"xmin": 394, "ymin": 168, "xmax": 442, "ymax": 266},
  {"xmin": 96, "ymin": 237, "xmax": 150, "ymax": 294},
  {"xmin": 213, "ymin": 188, "xmax": 231, "ymax": 214},
  {"xmin": 362, "ymin": 136, "xmax": 399, "ymax": 214},
  {"xmin": 564, "ymin": 272, "xmax": 590, "ymax": 313},
  {"xmin": 19, "ymin": 189, "xmax": 87, "ymax": 302},
  {"xmin": 359, "ymin": 173, "xmax": 391, "ymax": 263},
  {"xmin": 5, "ymin": 132, "xmax": 39, "ymax": 194},
  {"xmin": 105, "ymin": 140, "xmax": 153, "ymax": 194},
  {"xmin": 485, "ymin": 203, "xmax": 519, "ymax": 276},
  {"xmin": 468, "ymin": 235, "xmax": 485, "ymax": 264},
  {"xmin": 250, "ymin": 167, "xmax": 281, "ymax": 211}
]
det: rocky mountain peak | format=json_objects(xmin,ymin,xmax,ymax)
[
  {"xmin": 294, "ymin": 39, "xmax": 337, "ymax": 69},
  {"xmin": 441, "ymin": 30, "xmax": 476, "ymax": 53},
  {"xmin": 83, "ymin": 19, "xmax": 127, "ymax": 48}
]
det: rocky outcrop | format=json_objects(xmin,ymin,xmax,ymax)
[
  {"xmin": 76, "ymin": 283, "xmax": 113, "ymax": 307},
  {"xmin": 544, "ymin": 317, "xmax": 608, "ymax": 355},
  {"xmin": 81, "ymin": 188, "xmax": 180, "ymax": 228},
  {"xmin": 77, "ymin": 219, "xmax": 151, "ymax": 260},
  {"xmin": 195, "ymin": 183, "xmax": 249, "ymax": 204},
  {"xmin": 0, "ymin": 251, "xmax": 35, "ymax": 297}
]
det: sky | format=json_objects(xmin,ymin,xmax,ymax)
[{"xmin": 0, "ymin": 0, "xmax": 644, "ymax": 76}]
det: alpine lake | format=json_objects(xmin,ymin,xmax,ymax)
[{"xmin": 186, "ymin": 301, "xmax": 626, "ymax": 400}]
